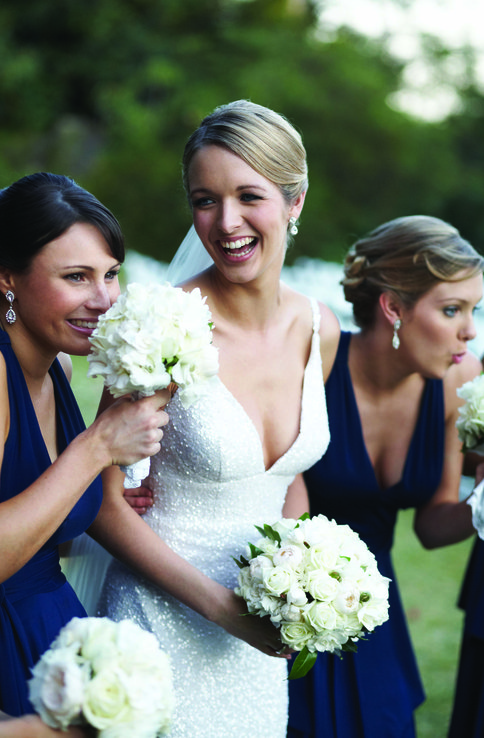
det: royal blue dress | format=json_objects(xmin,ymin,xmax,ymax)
[
  {"xmin": 288, "ymin": 331, "xmax": 445, "ymax": 738},
  {"xmin": 0, "ymin": 330, "xmax": 103, "ymax": 716},
  {"xmin": 447, "ymin": 538, "xmax": 484, "ymax": 737}
]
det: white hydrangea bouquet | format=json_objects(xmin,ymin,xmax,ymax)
[
  {"xmin": 456, "ymin": 374, "xmax": 484, "ymax": 538},
  {"xmin": 456, "ymin": 374, "xmax": 484, "ymax": 454},
  {"xmin": 88, "ymin": 281, "xmax": 219, "ymax": 487},
  {"xmin": 234, "ymin": 514, "xmax": 390, "ymax": 679},
  {"xmin": 28, "ymin": 616, "xmax": 174, "ymax": 737}
]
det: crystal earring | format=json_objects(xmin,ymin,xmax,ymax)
[
  {"xmin": 289, "ymin": 217, "xmax": 298, "ymax": 236},
  {"xmin": 392, "ymin": 319, "xmax": 401, "ymax": 350},
  {"xmin": 5, "ymin": 291, "xmax": 16, "ymax": 325}
]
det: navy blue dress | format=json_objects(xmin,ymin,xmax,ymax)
[
  {"xmin": 447, "ymin": 538, "xmax": 484, "ymax": 737},
  {"xmin": 0, "ymin": 330, "xmax": 103, "ymax": 716},
  {"xmin": 288, "ymin": 331, "xmax": 445, "ymax": 738}
]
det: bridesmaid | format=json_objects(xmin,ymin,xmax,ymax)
[
  {"xmin": 287, "ymin": 215, "xmax": 484, "ymax": 738},
  {"xmin": 448, "ymin": 473, "xmax": 484, "ymax": 735},
  {"xmin": 0, "ymin": 173, "xmax": 168, "ymax": 736}
]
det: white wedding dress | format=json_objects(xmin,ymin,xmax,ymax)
[{"xmin": 97, "ymin": 298, "xmax": 330, "ymax": 738}]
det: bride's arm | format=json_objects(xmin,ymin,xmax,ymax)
[
  {"xmin": 89, "ymin": 465, "xmax": 290, "ymax": 658},
  {"xmin": 282, "ymin": 474, "xmax": 309, "ymax": 519},
  {"xmin": 318, "ymin": 302, "xmax": 340, "ymax": 382}
]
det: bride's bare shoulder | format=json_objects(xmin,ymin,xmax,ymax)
[{"xmin": 282, "ymin": 287, "xmax": 340, "ymax": 378}]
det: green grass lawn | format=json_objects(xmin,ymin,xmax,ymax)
[
  {"xmin": 71, "ymin": 354, "xmax": 104, "ymax": 426},
  {"xmin": 71, "ymin": 353, "xmax": 475, "ymax": 737},
  {"xmin": 394, "ymin": 509, "xmax": 473, "ymax": 737}
]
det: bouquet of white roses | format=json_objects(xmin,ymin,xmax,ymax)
[
  {"xmin": 234, "ymin": 514, "xmax": 390, "ymax": 679},
  {"xmin": 456, "ymin": 374, "xmax": 484, "ymax": 454},
  {"xmin": 87, "ymin": 281, "xmax": 219, "ymax": 486},
  {"xmin": 456, "ymin": 374, "xmax": 484, "ymax": 538},
  {"xmin": 28, "ymin": 617, "xmax": 174, "ymax": 737}
]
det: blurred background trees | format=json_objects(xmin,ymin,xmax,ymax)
[{"xmin": 1, "ymin": 0, "xmax": 483, "ymax": 263}]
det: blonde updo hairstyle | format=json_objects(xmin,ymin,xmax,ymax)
[
  {"xmin": 342, "ymin": 215, "xmax": 484, "ymax": 330},
  {"xmin": 182, "ymin": 100, "xmax": 308, "ymax": 209}
]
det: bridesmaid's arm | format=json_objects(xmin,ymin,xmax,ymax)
[
  {"xmin": 283, "ymin": 474, "xmax": 309, "ymax": 519},
  {"xmin": 0, "ymin": 715, "xmax": 90, "ymax": 737},
  {"xmin": 414, "ymin": 353, "xmax": 480, "ymax": 549},
  {"xmin": 0, "ymin": 351, "xmax": 168, "ymax": 585}
]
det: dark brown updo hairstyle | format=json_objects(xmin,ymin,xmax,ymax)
[{"xmin": 0, "ymin": 172, "xmax": 125, "ymax": 273}]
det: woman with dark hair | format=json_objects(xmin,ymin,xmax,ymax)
[
  {"xmin": 288, "ymin": 215, "xmax": 484, "ymax": 737},
  {"xmin": 0, "ymin": 172, "xmax": 168, "ymax": 735}
]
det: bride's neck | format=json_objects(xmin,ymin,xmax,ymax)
[{"xmin": 204, "ymin": 270, "xmax": 284, "ymax": 332}]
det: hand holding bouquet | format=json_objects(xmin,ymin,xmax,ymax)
[
  {"xmin": 234, "ymin": 514, "xmax": 390, "ymax": 679},
  {"xmin": 88, "ymin": 282, "xmax": 219, "ymax": 487},
  {"xmin": 28, "ymin": 617, "xmax": 174, "ymax": 737}
]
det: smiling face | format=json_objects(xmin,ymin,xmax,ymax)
[
  {"xmin": 398, "ymin": 272, "xmax": 483, "ymax": 378},
  {"xmin": 5, "ymin": 222, "xmax": 121, "ymax": 358},
  {"xmin": 188, "ymin": 145, "xmax": 304, "ymax": 284}
]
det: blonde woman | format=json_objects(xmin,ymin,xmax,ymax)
[{"xmin": 83, "ymin": 100, "xmax": 340, "ymax": 738}]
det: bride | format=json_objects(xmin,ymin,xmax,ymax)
[{"xmin": 85, "ymin": 100, "xmax": 340, "ymax": 737}]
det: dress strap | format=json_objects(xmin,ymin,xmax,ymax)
[{"xmin": 309, "ymin": 297, "xmax": 321, "ymax": 334}]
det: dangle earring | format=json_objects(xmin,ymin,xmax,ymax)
[
  {"xmin": 289, "ymin": 216, "xmax": 298, "ymax": 236},
  {"xmin": 5, "ymin": 291, "xmax": 16, "ymax": 325},
  {"xmin": 4, "ymin": 290, "xmax": 16, "ymax": 325},
  {"xmin": 392, "ymin": 319, "xmax": 401, "ymax": 350}
]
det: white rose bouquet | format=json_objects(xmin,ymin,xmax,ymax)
[
  {"xmin": 28, "ymin": 616, "xmax": 174, "ymax": 737},
  {"xmin": 234, "ymin": 514, "xmax": 390, "ymax": 679},
  {"xmin": 456, "ymin": 374, "xmax": 484, "ymax": 538},
  {"xmin": 456, "ymin": 374, "xmax": 484, "ymax": 454},
  {"xmin": 87, "ymin": 282, "xmax": 219, "ymax": 487}
]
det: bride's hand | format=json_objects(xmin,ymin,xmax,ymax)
[
  {"xmin": 215, "ymin": 590, "xmax": 293, "ymax": 659},
  {"xmin": 123, "ymin": 485, "xmax": 154, "ymax": 515}
]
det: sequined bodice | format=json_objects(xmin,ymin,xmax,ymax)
[{"xmin": 143, "ymin": 298, "xmax": 329, "ymax": 585}]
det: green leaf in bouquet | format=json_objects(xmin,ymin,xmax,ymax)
[
  {"xmin": 342, "ymin": 637, "xmax": 361, "ymax": 654},
  {"xmin": 232, "ymin": 555, "xmax": 250, "ymax": 569},
  {"xmin": 254, "ymin": 523, "xmax": 281, "ymax": 544},
  {"xmin": 288, "ymin": 646, "xmax": 318, "ymax": 680},
  {"xmin": 297, "ymin": 512, "xmax": 310, "ymax": 522},
  {"xmin": 248, "ymin": 543, "xmax": 264, "ymax": 558}
]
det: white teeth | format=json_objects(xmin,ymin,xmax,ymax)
[
  {"xmin": 221, "ymin": 237, "xmax": 254, "ymax": 250},
  {"xmin": 71, "ymin": 320, "xmax": 97, "ymax": 329}
]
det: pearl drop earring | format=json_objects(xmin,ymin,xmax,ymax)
[{"xmin": 392, "ymin": 319, "xmax": 401, "ymax": 350}]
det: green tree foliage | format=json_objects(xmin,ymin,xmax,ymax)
[
  {"xmin": 0, "ymin": 0, "xmax": 482, "ymax": 262},
  {"xmin": 439, "ymin": 81, "xmax": 484, "ymax": 251}
]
